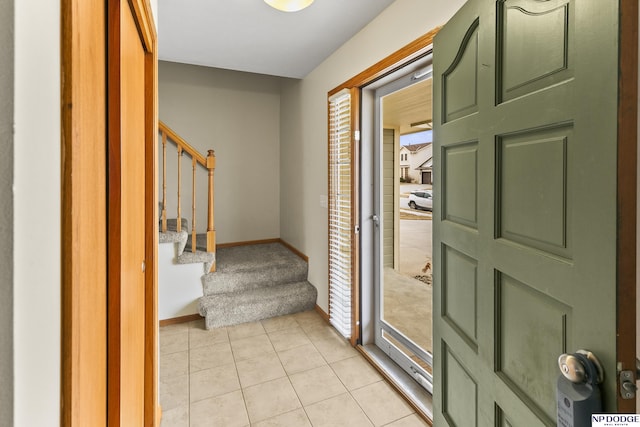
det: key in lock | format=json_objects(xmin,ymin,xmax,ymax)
[{"xmin": 558, "ymin": 350, "xmax": 604, "ymax": 385}]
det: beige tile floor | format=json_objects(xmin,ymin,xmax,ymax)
[{"xmin": 160, "ymin": 310, "xmax": 429, "ymax": 427}]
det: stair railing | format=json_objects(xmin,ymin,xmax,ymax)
[{"xmin": 159, "ymin": 121, "xmax": 216, "ymax": 271}]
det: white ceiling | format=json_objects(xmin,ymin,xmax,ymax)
[{"xmin": 158, "ymin": 0, "xmax": 397, "ymax": 79}]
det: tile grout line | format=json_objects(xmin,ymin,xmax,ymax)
[
  {"xmin": 260, "ymin": 318, "xmax": 314, "ymax": 425},
  {"xmin": 233, "ymin": 360, "xmax": 250, "ymax": 426},
  {"xmin": 162, "ymin": 312, "xmax": 419, "ymax": 427},
  {"xmin": 231, "ymin": 324, "xmax": 271, "ymax": 426},
  {"xmin": 187, "ymin": 322, "xmax": 192, "ymax": 427},
  {"xmin": 300, "ymin": 317, "xmax": 415, "ymax": 427},
  {"xmin": 263, "ymin": 322, "xmax": 311, "ymax": 427},
  {"xmin": 295, "ymin": 317, "xmax": 375, "ymax": 426}
]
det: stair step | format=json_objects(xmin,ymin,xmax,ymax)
[
  {"xmin": 202, "ymin": 243, "xmax": 307, "ymax": 295},
  {"xmin": 178, "ymin": 250, "xmax": 215, "ymax": 273},
  {"xmin": 159, "ymin": 229, "xmax": 188, "ymax": 256},
  {"xmin": 159, "ymin": 230, "xmax": 187, "ymax": 245},
  {"xmin": 199, "ymin": 281, "xmax": 317, "ymax": 329}
]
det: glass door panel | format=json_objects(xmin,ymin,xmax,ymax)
[{"xmin": 374, "ymin": 65, "xmax": 434, "ymax": 392}]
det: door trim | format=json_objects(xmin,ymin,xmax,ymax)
[
  {"xmin": 143, "ymin": 10, "xmax": 159, "ymax": 427},
  {"xmin": 61, "ymin": 0, "xmax": 158, "ymax": 425},
  {"xmin": 61, "ymin": 0, "xmax": 108, "ymax": 424},
  {"xmin": 107, "ymin": 0, "xmax": 158, "ymax": 425},
  {"xmin": 330, "ymin": 27, "xmax": 442, "ymax": 96},
  {"xmin": 616, "ymin": 0, "xmax": 638, "ymax": 412}
]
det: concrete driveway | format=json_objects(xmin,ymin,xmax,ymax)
[
  {"xmin": 400, "ymin": 183, "xmax": 432, "ymax": 195},
  {"xmin": 397, "ymin": 184, "xmax": 433, "ymax": 276},
  {"xmin": 380, "ymin": 186, "xmax": 434, "ymax": 356},
  {"xmin": 398, "ymin": 216, "xmax": 432, "ymax": 277}
]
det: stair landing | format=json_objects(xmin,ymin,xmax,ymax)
[{"xmin": 199, "ymin": 242, "xmax": 317, "ymax": 329}]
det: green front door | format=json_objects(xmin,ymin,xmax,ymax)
[{"xmin": 432, "ymin": 0, "xmax": 635, "ymax": 425}]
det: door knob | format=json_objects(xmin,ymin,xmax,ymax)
[
  {"xmin": 558, "ymin": 349, "xmax": 603, "ymax": 385},
  {"xmin": 557, "ymin": 350, "xmax": 603, "ymax": 425}
]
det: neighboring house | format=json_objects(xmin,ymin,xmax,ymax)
[
  {"xmin": 399, "ymin": 142, "xmax": 432, "ymax": 184},
  {"xmin": 417, "ymin": 156, "xmax": 433, "ymax": 185}
]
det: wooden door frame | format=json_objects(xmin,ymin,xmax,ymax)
[
  {"xmin": 327, "ymin": 28, "xmax": 441, "ymax": 422},
  {"xmin": 61, "ymin": 0, "xmax": 107, "ymax": 424},
  {"xmin": 616, "ymin": 0, "xmax": 638, "ymax": 413},
  {"xmin": 61, "ymin": 0, "xmax": 158, "ymax": 425},
  {"xmin": 328, "ymin": 28, "xmax": 440, "ymax": 347},
  {"xmin": 107, "ymin": 0, "xmax": 158, "ymax": 425}
]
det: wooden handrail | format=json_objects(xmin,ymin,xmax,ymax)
[
  {"xmin": 159, "ymin": 120, "xmax": 207, "ymax": 166},
  {"xmin": 159, "ymin": 121, "xmax": 216, "ymax": 271}
]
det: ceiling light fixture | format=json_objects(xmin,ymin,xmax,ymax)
[
  {"xmin": 411, "ymin": 120, "xmax": 433, "ymax": 129},
  {"xmin": 264, "ymin": 0, "xmax": 314, "ymax": 12}
]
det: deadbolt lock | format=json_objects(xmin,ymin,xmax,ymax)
[{"xmin": 618, "ymin": 358, "xmax": 640, "ymax": 400}]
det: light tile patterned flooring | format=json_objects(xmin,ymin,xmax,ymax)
[{"xmin": 160, "ymin": 310, "xmax": 429, "ymax": 427}]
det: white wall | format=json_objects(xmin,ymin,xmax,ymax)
[
  {"xmin": 159, "ymin": 62, "xmax": 283, "ymax": 244},
  {"xmin": 158, "ymin": 243, "xmax": 205, "ymax": 320},
  {"xmin": 280, "ymin": 0, "xmax": 467, "ymax": 311},
  {"xmin": 14, "ymin": 0, "xmax": 61, "ymax": 425}
]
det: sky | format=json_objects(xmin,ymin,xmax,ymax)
[{"xmin": 400, "ymin": 130, "xmax": 432, "ymax": 145}]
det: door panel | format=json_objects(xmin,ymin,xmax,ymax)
[
  {"xmin": 497, "ymin": 0, "xmax": 572, "ymax": 103},
  {"xmin": 120, "ymin": 4, "xmax": 146, "ymax": 423},
  {"xmin": 108, "ymin": 1, "xmax": 152, "ymax": 425},
  {"xmin": 433, "ymin": 0, "xmax": 631, "ymax": 425}
]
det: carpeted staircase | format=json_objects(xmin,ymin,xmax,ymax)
[
  {"xmin": 160, "ymin": 219, "xmax": 317, "ymax": 329},
  {"xmin": 199, "ymin": 242, "xmax": 317, "ymax": 329},
  {"xmin": 160, "ymin": 218, "xmax": 215, "ymax": 272}
]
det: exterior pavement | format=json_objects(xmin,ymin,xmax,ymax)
[{"xmin": 398, "ymin": 218, "xmax": 432, "ymax": 277}]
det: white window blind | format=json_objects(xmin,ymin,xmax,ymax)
[{"xmin": 328, "ymin": 89, "xmax": 353, "ymax": 339}]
